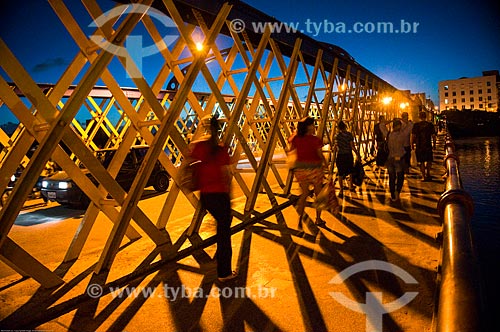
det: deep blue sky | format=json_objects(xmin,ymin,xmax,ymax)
[
  {"xmin": 1, "ymin": 0, "xmax": 499, "ymax": 110},
  {"xmin": 245, "ymin": 0, "xmax": 500, "ymax": 102}
]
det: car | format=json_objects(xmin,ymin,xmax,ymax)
[
  {"xmin": 41, "ymin": 146, "xmax": 170, "ymax": 208},
  {"xmin": 1, "ymin": 161, "xmax": 57, "ymax": 208}
]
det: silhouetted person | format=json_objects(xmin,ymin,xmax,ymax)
[
  {"xmin": 374, "ymin": 115, "xmax": 389, "ymax": 152},
  {"xmin": 411, "ymin": 110, "xmax": 436, "ymax": 181},
  {"xmin": 401, "ymin": 112, "xmax": 414, "ymax": 173},
  {"xmin": 334, "ymin": 121, "xmax": 359, "ymax": 196}
]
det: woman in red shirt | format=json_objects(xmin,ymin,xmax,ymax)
[
  {"xmin": 190, "ymin": 116, "xmax": 236, "ymax": 282},
  {"xmin": 289, "ymin": 117, "xmax": 327, "ymax": 226}
]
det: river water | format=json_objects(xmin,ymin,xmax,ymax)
[{"xmin": 453, "ymin": 136, "xmax": 500, "ymax": 329}]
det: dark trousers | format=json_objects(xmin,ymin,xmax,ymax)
[
  {"xmin": 200, "ymin": 192, "xmax": 232, "ymax": 278},
  {"xmin": 387, "ymin": 158, "xmax": 405, "ymax": 199},
  {"xmin": 388, "ymin": 169, "xmax": 405, "ymax": 198},
  {"xmin": 403, "ymin": 146, "xmax": 411, "ymax": 169}
]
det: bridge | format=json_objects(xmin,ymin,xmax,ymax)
[{"xmin": 0, "ymin": 1, "xmax": 480, "ymax": 331}]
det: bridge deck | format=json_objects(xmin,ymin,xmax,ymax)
[{"xmin": 0, "ymin": 138, "xmax": 446, "ymax": 332}]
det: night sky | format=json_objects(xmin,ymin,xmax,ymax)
[
  {"xmin": 1, "ymin": 0, "xmax": 499, "ymax": 108},
  {"xmin": 244, "ymin": 0, "xmax": 500, "ymax": 102}
]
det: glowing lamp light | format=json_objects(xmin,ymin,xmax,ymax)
[
  {"xmin": 400, "ymin": 102, "xmax": 409, "ymax": 109},
  {"xmin": 382, "ymin": 97, "xmax": 393, "ymax": 105},
  {"xmin": 195, "ymin": 42, "xmax": 204, "ymax": 51}
]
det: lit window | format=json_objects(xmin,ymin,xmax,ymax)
[{"xmin": 444, "ymin": 99, "xmax": 449, "ymax": 104}]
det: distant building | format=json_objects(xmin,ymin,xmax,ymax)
[{"xmin": 438, "ymin": 70, "xmax": 499, "ymax": 112}]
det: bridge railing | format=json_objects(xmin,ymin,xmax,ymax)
[{"xmin": 436, "ymin": 134, "xmax": 482, "ymax": 332}]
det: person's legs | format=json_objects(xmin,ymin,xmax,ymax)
[
  {"xmin": 337, "ymin": 153, "xmax": 351, "ymax": 195},
  {"xmin": 421, "ymin": 148, "xmax": 433, "ymax": 180},
  {"xmin": 313, "ymin": 179, "xmax": 324, "ymax": 223},
  {"xmin": 346, "ymin": 153, "xmax": 354, "ymax": 191},
  {"xmin": 416, "ymin": 149, "xmax": 426, "ymax": 179},
  {"xmin": 338, "ymin": 175, "xmax": 345, "ymax": 195},
  {"xmin": 297, "ymin": 180, "xmax": 310, "ymax": 218},
  {"xmin": 201, "ymin": 193, "xmax": 232, "ymax": 278},
  {"xmin": 387, "ymin": 162, "xmax": 396, "ymax": 200},
  {"xmin": 396, "ymin": 170, "xmax": 404, "ymax": 199},
  {"xmin": 419, "ymin": 161, "xmax": 426, "ymax": 179},
  {"xmin": 397, "ymin": 158, "xmax": 406, "ymax": 195},
  {"xmin": 403, "ymin": 146, "xmax": 411, "ymax": 172},
  {"xmin": 426, "ymin": 161, "xmax": 432, "ymax": 179},
  {"xmin": 348, "ymin": 174, "xmax": 354, "ymax": 191}
]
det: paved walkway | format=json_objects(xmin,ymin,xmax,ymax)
[{"xmin": 0, "ymin": 139, "xmax": 446, "ymax": 332}]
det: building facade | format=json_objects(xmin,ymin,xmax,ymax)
[{"xmin": 438, "ymin": 70, "xmax": 499, "ymax": 112}]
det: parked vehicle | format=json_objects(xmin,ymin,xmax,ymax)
[
  {"xmin": 41, "ymin": 146, "xmax": 170, "ymax": 209},
  {"xmin": 1, "ymin": 142, "xmax": 58, "ymax": 208},
  {"xmin": 1, "ymin": 162, "xmax": 57, "ymax": 208}
]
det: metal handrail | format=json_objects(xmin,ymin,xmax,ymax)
[{"xmin": 436, "ymin": 134, "xmax": 482, "ymax": 332}]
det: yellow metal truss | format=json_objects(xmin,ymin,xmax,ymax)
[{"xmin": 0, "ymin": 0, "xmax": 415, "ymax": 287}]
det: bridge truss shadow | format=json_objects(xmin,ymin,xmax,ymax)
[{"xmin": 0, "ymin": 156, "xmax": 444, "ymax": 332}]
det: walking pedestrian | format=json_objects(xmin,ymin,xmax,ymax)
[
  {"xmin": 374, "ymin": 115, "xmax": 389, "ymax": 150},
  {"xmin": 411, "ymin": 110, "xmax": 437, "ymax": 181},
  {"xmin": 289, "ymin": 116, "xmax": 327, "ymax": 226},
  {"xmin": 333, "ymin": 121, "xmax": 359, "ymax": 197},
  {"xmin": 386, "ymin": 119, "xmax": 406, "ymax": 202},
  {"xmin": 374, "ymin": 115, "xmax": 389, "ymax": 168},
  {"xmin": 401, "ymin": 112, "xmax": 413, "ymax": 173},
  {"xmin": 190, "ymin": 115, "xmax": 237, "ymax": 282}
]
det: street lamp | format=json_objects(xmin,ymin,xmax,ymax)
[{"xmin": 382, "ymin": 96, "xmax": 393, "ymax": 105}]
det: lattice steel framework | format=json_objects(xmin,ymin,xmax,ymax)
[{"xmin": 0, "ymin": 0, "xmax": 416, "ymax": 287}]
